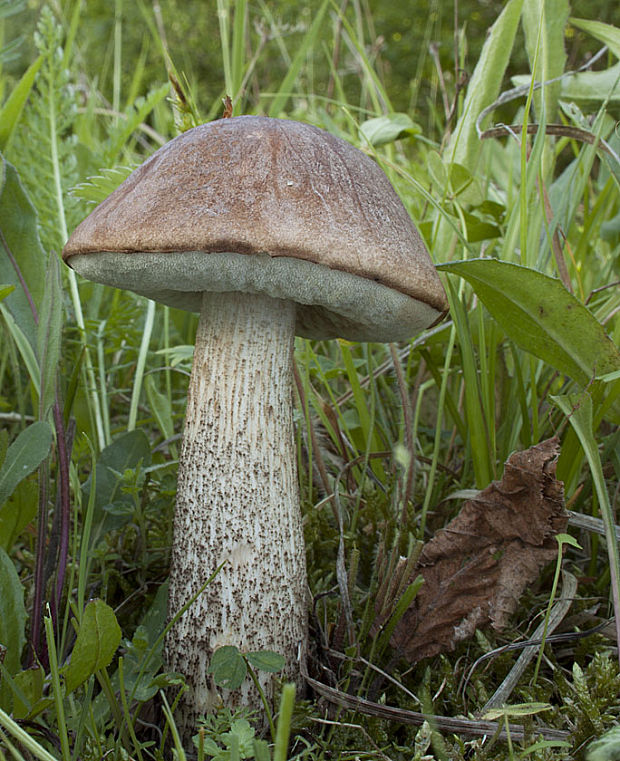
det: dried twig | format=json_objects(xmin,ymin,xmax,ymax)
[{"xmin": 301, "ymin": 658, "xmax": 569, "ymax": 743}]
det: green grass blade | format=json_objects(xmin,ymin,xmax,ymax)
[
  {"xmin": 268, "ymin": 0, "xmax": 329, "ymax": 118},
  {"xmin": 570, "ymin": 17, "xmax": 620, "ymax": 58},
  {"xmin": 128, "ymin": 298, "xmax": 156, "ymax": 432},
  {"xmin": 61, "ymin": 0, "xmax": 85, "ymax": 69},
  {"xmin": 440, "ymin": 260, "xmax": 620, "ymax": 391},
  {"xmin": 446, "ymin": 282, "xmax": 494, "ymax": 488},
  {"xmin": 0, "ymin": 305, "xmax": 40, "ymax": 395},
  {"xmin": 36, "ymin": 253, "xmax": 63, "ymax": 420},
  {"xmin": 217, "ymin": 0, "xmax": 232, "ymax": 96},
  {"xmin": 0, "ymin": 707, "xmax": 57, "ymax": 761},
  {"xmin": 0, "ymin": 56, "xmax": 42, "ymax": 152},
  {"xmin": 43, "ymin": 615, "xmax": 71, "ymax": 761},
  {"xmin": 522, "ymin": 0, "xmax": 569, "ymax": 125},
  {"xmin": 552, "ymin": 393, "xmax": 620, "ymax": 666},
  {"xmin": 230, "ymin": 0, "xmax": 247, "ymax": 109},
  {"xmin": 273, "ymin": 683, "xmax": 296, "ymax": 761},
  {"xmin": 446, "ymin": 0, "xmax": 524, "ymax": 171}
]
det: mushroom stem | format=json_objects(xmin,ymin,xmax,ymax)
[{"xmin": 165, "ymin": 290, "xmax": 307, "ymax": 731}]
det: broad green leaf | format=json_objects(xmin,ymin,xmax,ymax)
[
  {"xmin": 439, "ymin": 259, "xmax": 620, "ymax": 387},
  {"xmin": 11, "ymin": 666, "xmax": 45, "ymax": 719},
  {"xmin": 245, "ymin": 650, "xmax": 285, "ymax": 673},
  {"xmin": 448, "ymin": 163, "xmax": 484, "ymax": 205},
  {"xmin": 359, "ymin": 113, "xmax": 421, "ymax": 147},
  {"xmin": 268, "ymin": 0, "xmax": 329, "ymax": 118},
  {"xmin": 207, "ymin": 645, "xmax": 247, "ymax": 690},
  {"xmin": 0, "ymin": 479, "xmax": 38, "ymax": 551},
  {"xmin": 586, "ymin": 724, "xmax": 620, "ymax": 761},
  {"xmin": 0, "ymin": 157, "xmax": 47, "ymax": 349},
  {"xmin": 570, "ymin": 17, "xmax": 620, "ymax": 59},
  {"xmin": 0, "ymin": 56, "xmax": 43, "ymax": 152},
  {"xmin": 36, "ymin": 253, "xmax": 63, "ymax": 419},
  {"xmin": 0, "ymin": 305, "xmax": 40, "ymax": 393},
  {"xmin": 0, "ymin": 547, "xmax": 27, "ymax": 676},
  {"xmin": 522, "ymin": 0, "xmax": 569, "ymax": 125},
  {"xmin": 0, "ymin": 304, "xmax": 40, "ymax": 393},
  {"xmin": 0, "ymin": 422, "xmax": 52, "ymax": 509},
  {"xmin": 221, "ymin": 719, "xmax": 256, "ymax": 755},
  {"xmin": 83, "ymin": 430, "xmax": 151, "ymax": 520},
  {"xmin": 461, "ymin": 211, "xmax": 501, "ymax": 242},
  {"xmin": 446, "ymin": 0, "xmax": 524, "ymax": 171},
  {"xmin": 63, "ymin": 599, "xmax": 122, "ymax": 694},
  {"xmin": 512, "ymin": 63, "xmax": 620, "ymax": 101},
  {"xmin": 428, "ymin": 154, "xmax": 484, "ymax": 205}
]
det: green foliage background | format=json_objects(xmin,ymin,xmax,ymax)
[{"xmin": 0, "ymin": 0, "xmax": 619, "ymax": 759}]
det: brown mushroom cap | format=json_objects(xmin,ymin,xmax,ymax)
[{"xmin": 63, "ymin": 116, "xmax": 448, "ymax": 341}]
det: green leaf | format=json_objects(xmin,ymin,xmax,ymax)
[
  {"xmin": 253, "ymin": 739, "xmax": 271, "ymax": 761},
  {"xmin": 70, "ymin": 165, "xmax": 136, "ymax": 206},
  {"xmin": 0, "ymin": 305, "xmax": 40, "ymax": 394},
  {"xmin": 512, "ymin": 63, "xmax": 620, "ymax": 101},
  {"xmin": 207, "ymin": 645, "xmax": 247, "ymax": 690},
  {"xmin": 11, "ymin": 666, "xmax": 45, "ymax": 719},
  {"xmin": 0, "ymin": 56, "xmax": 43, "ymax": 152},
  {"xmin": 223, "ymin": 719, "xmax": 256, "ymax": 755},
  {"xmin": 0, "ymin": 157, "xmax": 47, "ymax": 349},
  {"xmin": 359, "ymin": 113, "xmax": 421, "ymax": 147},
  {"xmin": 0, "ymin": 429, "xmax": 6, "ymax": 470},
  {"xmin": 104, "ymin": 83, "xmax": 169, "ymax": 163},
  {"xmin": 0, "ymin": 422, "xmax": 52, "ymax": 509},
  {"xmin": 0, "ymin": 284, "xmax": 14, "ymax": 301},
  {"xmin": 63, "ymin": 599, "xmax": 122, "ymax": 694},
  {"xmin": 439, "ymin": 259, "xmax": 620, "ymax": 386},
  {"xmin": 0, "ymin": 479, "xmax": 38, "ymax": 551},
  {"xmin": 268, "ymin": 0, "xmax": 329, "ymax": 118},
  {"xmin": 427, "ymin": 150, "xmax": 448, "ymax": 188},
  {"xmin": 36, "ymin": 253, "xmax": 63, "ymax": 419},
  {"xmin": 522, "ymin": 0, "xmax": 569, "ymax": 124},
  {"xmin": 552, "ymin": 393, "xmax": 620, "ymax": 646},
  {"xmin": 105, "ymin": 582, "xmax": 168, "ymax": 704},
  {"xmin": 570, "ymin": 17, "xmax": 620, "ymax": 59},
  {"xmin": 428, "ymin": 153, "xmax": 484, "ymax": 205},
  {"xmin": 460, "ymin": 211, "xmax": 501, "ymax": 242},
  {"xmin": 0, "ymin": 547, "xmax": 27, "ymax": 677},
  {"xmin": 483, "ymin": 701, "xmax": 551, "ymax": 720},
  {"xmin": 446, "ymin": 0, "xmax": 524, "ymax": 171},
  {"xmin": 586, "ymin": 724, "xmax": 620, "ymax": 761},
  {"xmin": 144, "ymin": 375, "xmax": 175, "ymax": 442},
  {"xmin": 448, "ymin": 163, "xmax": 484, "ymax": 205},
  {"xmin": 245, "ymin": 650, "xmax": 285, "ymax": 673},
  {"xmin": 84, "ymin": 430, "xmax": 151, "ymax": 521}
]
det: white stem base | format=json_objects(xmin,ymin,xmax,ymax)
[{"xmin": 165, "ymin": 291, "xmax": 307, "ymax": 731}]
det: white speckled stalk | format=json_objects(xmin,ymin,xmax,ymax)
[{"xmin": 164, "ymin": 290, "xmax": 307, "ymax": 733}]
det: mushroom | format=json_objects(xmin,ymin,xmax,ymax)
[{"xmin": 62, "ymin": 116, "xmax": 448, "ymax": 731}]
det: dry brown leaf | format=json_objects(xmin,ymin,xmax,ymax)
[{"xmin": 380, "ymin": 437, "xmax": 568, "ymax": 662}]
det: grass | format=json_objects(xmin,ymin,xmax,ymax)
[{"xmin": 0, "ymin": 0, "xmax": 619, "ymax": 759}]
